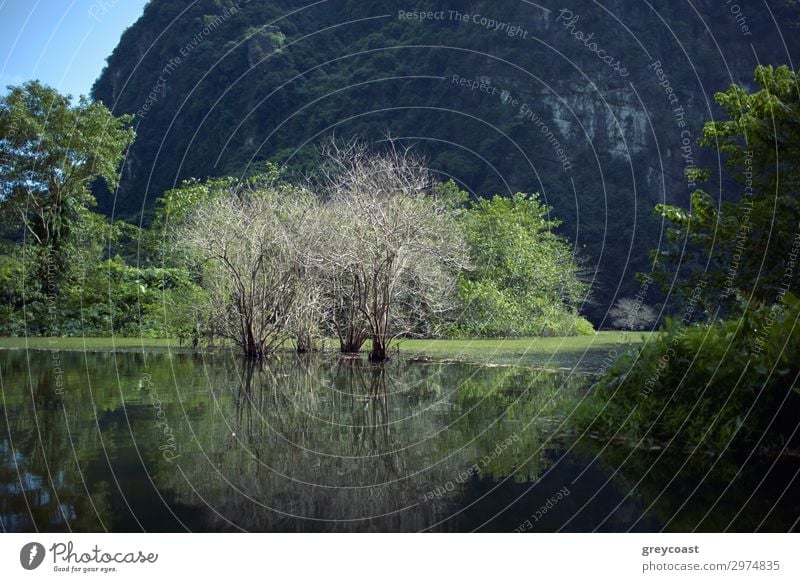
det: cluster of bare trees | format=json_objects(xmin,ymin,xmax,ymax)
[{"xmin": 178, "ymin": 142, "xmax": 468, "ymax": 360}]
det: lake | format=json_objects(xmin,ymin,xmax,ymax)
[{"xmin": 1, "ymin": 349, "xmax": 798, "ymax": 532}]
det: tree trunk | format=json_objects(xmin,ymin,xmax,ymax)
[
  {"xmin": 243, "ymin": 325, "xmax": 263, "ymax": 359},
  {"xmin": 296, "ymin": 331, "xmax": 320, "ymax": 353},
  {"xmin": 244, "ymin": 343, "xmax": 262, "ymax": 359},
  {"xmin": 368, "ymin": 334, "xmax": 389, "ymax": 362},
  {"xmin": 340, "ymin": 341, "xmax": 364, "ymax": 353},
  {"xmin": 339, "ymin": 326, "xmax": 367, "ymax": 353}
]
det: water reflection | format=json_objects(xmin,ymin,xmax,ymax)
[
  {"xmin": 0, "ymin": 350, "xmax": 798, "ymax": 532},
  {"xmin": 172, "ymin": 357, "xmax": 562, "ymax": 532}
]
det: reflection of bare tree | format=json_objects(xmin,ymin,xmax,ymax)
[
  {"xmin": 170, "ymin": 357, "xmax": 473, "ymax": 531},
  {"xmin": 162, "ymin": 359, "xmax": 519, "ymax": 529},
  {"xmin": 2, "ymin": 351, "xmax": 579, "ymax": 532},
  {"xmin": 169, "ymin": 358, "xmax": 595, "ymax": 531},
  {"xmin": 343, "ymin": 362, "xmax": 403, "ymax": 480}
]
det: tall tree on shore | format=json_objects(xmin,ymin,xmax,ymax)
[
  {"xmin": 0, "ymin": 81, "xmax": 135, "ymax": 291},
  {"xmin": 653, "ymin": 65, "xmax": 800, "ymax": 308}
]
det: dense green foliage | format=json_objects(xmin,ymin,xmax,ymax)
[
  {"xmin": 0, "ymin": 82, "xmax": 135, "ymax": 281},
  {"xmin": 456, "ymin": 193, "xmax": 592, "ymax": 336},
  {"xmin": 0, "ymin": 87, "xmax": 589, "ymax": 348},
  {"xmin": 584, "ymin": 66, "xmax": 800, "ymax": 453},
  {"xmin": 583, "ymin": 296, "xmax": 800, "ymax": 451},
  {"xmin": 0, "ymin": 82, "xmax": 207, "ymax": 339},
  {"xmin": 0, "ymin": 81, "xmax": 135, "ymax": 226},
  {"xmin": 653, "ymin": 65, "xmax": 800, "ymax": 309},
  {"xmin": 0, "ymin": 240, "xmax": 206, "ymax": 339}
]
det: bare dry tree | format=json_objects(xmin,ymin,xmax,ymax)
[
  {"xmin": 310, "ymin": 200, "xmax": 371, "ymax": 353},
  {"xmin": 319, "ymin": 140, "xmax": 468, "ymax": 361},
  {"xmin": 287, "ymin": 192, "xmax": 328, "ymax": 353},
  {"xmin": 608, "ymin": 297, "xmax": 657, "ymax": 331},
  {"xmin": 176, "ymin": 141, "xmax": 466, "ymax": 361},
  {"xmin": 179, "ymin": 181, "xmax": 312, "ymax": 358}
]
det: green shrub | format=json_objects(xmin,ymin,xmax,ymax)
[
  {"xmin": 455, "ymin": 193, "xmax": 590, "ymax": 338},
  {"xmin": 579, "ymin": 294, "xmax": 800, "ymax": 452}
]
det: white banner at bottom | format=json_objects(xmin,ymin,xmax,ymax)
[{"xmin": 0, "ymin": 534, "xmax": 796, "ymax": 581}]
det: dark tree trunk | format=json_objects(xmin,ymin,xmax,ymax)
[
  {"xmin": 243, "ymin": 326, "xmax": 264, "ymax": 359},
  {"xmin": 244, "ymin": 344, "xmax": 262, "ymax": 359},
  {"xmin": 368, "ymin": 334, "xmax": 389, "ymax": 362},
  {"xmin": 338, "ymin": 327, "xmax": 368, "ymax": 354},
  {"xmin": 296, "ymin": 332, "xmax": 320, "ymax": 353},
  {"xmin": 340, "ymin": 339, "xmax": 366, "ymax": 353}
]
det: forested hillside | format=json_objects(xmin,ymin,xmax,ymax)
[{"xmin": 91, "ymin": 0, "xmax": 800, "ymax": 320}]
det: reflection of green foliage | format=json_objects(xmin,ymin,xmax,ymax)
[
  {"xmin": 576, "ymin": 437, "xmax": 800, "ymax": 532},
  {"xmin": 455, "ymin": 367, "xmax": 584, "ymax": 482},
  {"xmin": 0, "ymin": 348, "xmax": 216, "ymax": 531},
  {"xmin": 4, "ymin": 349, "xmax": 797, "ymax": 531},
  {"xmin": 160, "ymin": 357, "xmax": 582, "ymax": 527},
  {"xmin": 581, "ymin": 295, "xmax": 800, "ymax": 452}
]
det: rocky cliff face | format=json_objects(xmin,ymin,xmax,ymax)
[{"xmin": 92, "ymin": 0, "xmax": 800, "ymax": 319}]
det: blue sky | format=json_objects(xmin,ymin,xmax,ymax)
[{"xmin": 0, "ymin": 0, "xmax": 149, "ymax": 98}]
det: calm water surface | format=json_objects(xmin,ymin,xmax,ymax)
[{"xmin": 1, "ymin": 350, "xmax": 798, "ymax": 532}]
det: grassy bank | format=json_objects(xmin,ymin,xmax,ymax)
[
  {"xmin": 0, "ymin": 336, "xmax": 183, "ymax": 351},
  {"xmin": 396, "ymin": 332, "xmax": 651, "ymax": 372},
  {"xmin": 0, "ymin": 331, "xmax": 652, "ymax": 372}
]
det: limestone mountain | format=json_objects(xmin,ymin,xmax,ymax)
[{"xmin": 92, "ymin": 0, "xmax": 800, "ymax": 320}]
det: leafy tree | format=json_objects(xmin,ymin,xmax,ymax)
[
  {"xmin": 0, "ymin": 244, "xmax": 26, "ymax": 334},
  {"xmin": 0, "ymin": 200, "xmax": 132, "ymax": 336},
  {"xmin": 457, "ymin": 193, "xmax": 591, "ymax": 337},
  {"xmin": 0, "ymin": 80, "xmax": 135, "ymax": 291},
  {"xmin": 587, "ymin": 65, "xmax": 800, "ymax": 454},
  {"xmin": 653, "ymin": 65, "xmax": 800, "ymax": 308}
]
